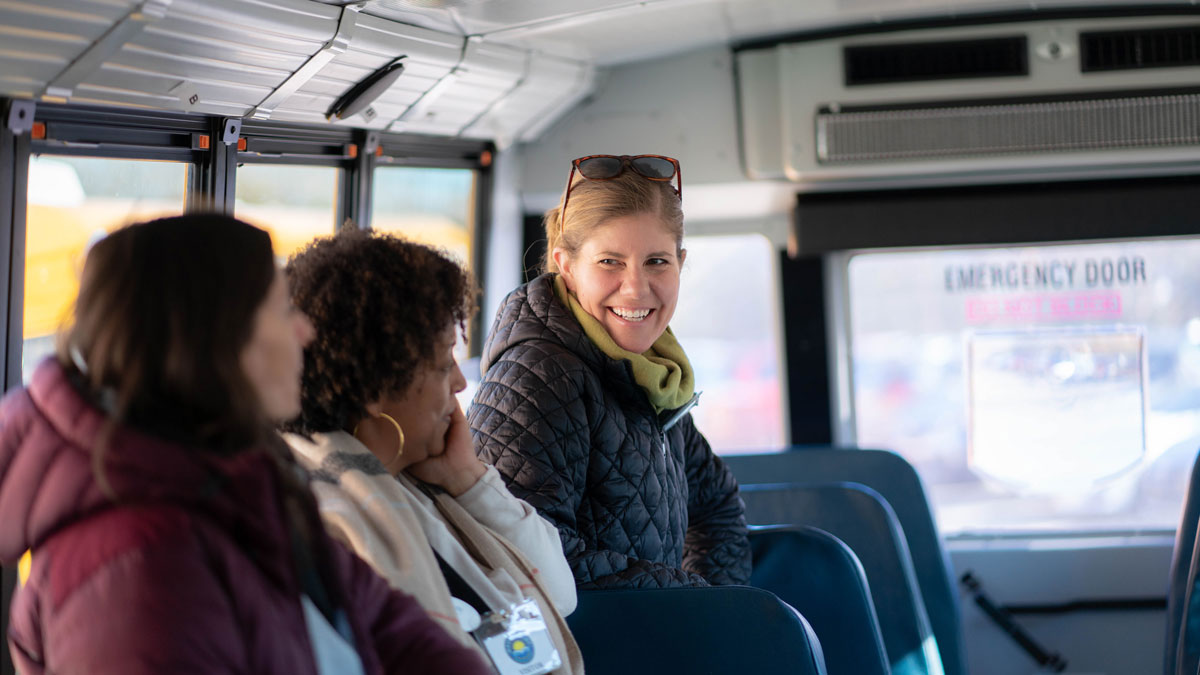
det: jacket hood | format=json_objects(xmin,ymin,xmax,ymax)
[
  {"xmin": 481, "ymin": 274, "xmax": 640, "ymax": 397},
  {"xmin": 0, "ymin": 359, "xmax": 291, "ymax": 581}
]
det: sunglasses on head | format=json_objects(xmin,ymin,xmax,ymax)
[{"xmin": 559, "ymin": 155, "xmax": 682, "ymax": 235}]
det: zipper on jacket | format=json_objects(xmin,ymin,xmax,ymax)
[{"xmin": 656, "ymin": 392, "xmax": 702, "ymax": 455}]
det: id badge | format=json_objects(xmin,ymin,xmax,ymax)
[{"xmin": 474, "ymin": 598, "xmax": 562, "ymax": 675}]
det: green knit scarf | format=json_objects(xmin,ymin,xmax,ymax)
[{"xmin": 553, "ymin": 275, "xmax": 694, "ymax": 413}]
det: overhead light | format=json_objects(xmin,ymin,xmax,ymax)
[{"xmin": 326, "ymin": 56, "xmax": 407, "ymax": 121}]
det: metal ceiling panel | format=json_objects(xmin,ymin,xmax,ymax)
[
  {"xmin": 0, "ymin": 0, "xmax": 137, "ymax": 98},
  {"xmin": 463, "ymin": 53, "xmax": 593, "ymax": 145},
  {"xmin": 0, "ymin": 0, "xmax": 596, "ymax": 142},
  {"xmin": 366, "ymin": 0, "xmax": 1193, "ymax": 67},
  {"xmin": 270, "ymin": 11, "xmax": 463, "ymax": 128},
  {"xmin": 389, "ymin": 39, "xmax": 526, "ymax": 135},
  {"xmin": 159, "ymin": 0, "xmax": 339, "ymax": 116},
  {"xmin": 361, "ymin": 0, "xmax": 462, "ymax": 34},
  {"xmin": 3, "ymin": 0, "xmax": 340, "ymax": 115}
]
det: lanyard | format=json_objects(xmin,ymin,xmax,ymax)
[{"xmin": 433, "ymin": 547, "xmax": 492, "ymax": 615}]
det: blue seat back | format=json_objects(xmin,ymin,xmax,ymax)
[
  {"xmin": 741, "ymin": 482, "xmax": 941, "ymax": 675},
  {"xmin": 750, "ymin": 525, "xmax": 890, "ymax": 675},
  {"xmin": 566, "ymin": 586, "xmax": 828, "ymax": 675},
  {"xmin": 726, "ymin": 448, "xmax": 964, "ymax": 675},
  {"xmin": 1167, "ymin": 450, "xmax": 1200, "ymax": 675}
]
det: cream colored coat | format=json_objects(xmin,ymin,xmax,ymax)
[{"xmin": 285, "ymin": 431, "xmax": 583, "ymax": 674}]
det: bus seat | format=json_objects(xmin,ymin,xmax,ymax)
[
  {"xmin": 741, "ymin": 482, "xmax": 942, "ymax": 675},
  {"xmin": 566, "ymin": 585, "xmax": 828, "ymax": 675},
  {"xmin": 749, "ymin": 525, "xmax": 891, "ymax": 675},
  {"xmin": 1166, "ymin": 448, "xmax": 1200, "ymax": 675},
  {"xmin": 726, "ymin": 449, "xmax": 965, "ymax": 675}
]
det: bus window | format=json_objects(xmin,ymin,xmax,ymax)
[
  {"xmin": 234, "ymin": 165, "xmax": 339, "ymax": 260},
  {"xmin": 373, "ymin": 166, "xmax": 477, "ymax": 392},
  {"xmin": 371, "ymin": 167, "xmax": 475, "ymax": 268},
  {"xmin": 673, "ymin": 234, "xmax": 785, "ymax": 454},
  {"xmin": 24, "ymin": 156, "xmax": 186, "ymax": 382},
  {"xmin": 845, "ymin": 239, "xmax": 1200, "ymax": 535}
]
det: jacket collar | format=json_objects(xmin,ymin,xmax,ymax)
[
  {"xmin": 0, "ymin": 359, "xmax": 296, "ymax": 591},
  {"xmin": 482, "ymin": 274, "xmax": 646, "ymax": 405},
  {"xmin": 482, "ymin": 274, "xmax": 708, "ymax": 420}
]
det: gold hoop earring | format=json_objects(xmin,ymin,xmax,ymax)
[{"xmin": 353, "ymin": 412, "xmax": 405, "ymax": 467}]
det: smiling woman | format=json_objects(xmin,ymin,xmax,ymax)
[{"xmin": 469, "ymin": 160, "xmax": 751, "ymax": 590}]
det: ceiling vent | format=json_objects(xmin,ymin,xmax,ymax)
[
  {"xmin": 844, "ymin": 36, "xmax": 1028, "ymax": 86},
  {"xmin": 737, "ymin": 14, "xmax": 1200, "ymax": 186},
  {"xmin": 816, "ymin": 93, "xmax": 1200, "ymax": 163},
  {"xmin": 1081, "ymin": 25, "xmax": 1200, "ymax": 73}
]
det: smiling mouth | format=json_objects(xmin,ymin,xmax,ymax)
[{"xmin": 609, "ymin": 307, "xmax": 653, "ymax": 322}]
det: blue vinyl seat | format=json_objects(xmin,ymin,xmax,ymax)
[
  {"xmin": 750, "ymin": 525, "xmax": 891, "ymax": 675},
  {"xmin": 566, "ymin": 585, "xmax": 828, "ymax": 675},
  {"xmin": 740, "ymin": 482, "xmax": 941, "ymax": 675},
  {"xmin": 726, "ymin": 448, "xmax": 965, "ymax": 675},
  {"xmin": 1166, "ymin": 449, "xmax": 1200, "ymax": 675}
]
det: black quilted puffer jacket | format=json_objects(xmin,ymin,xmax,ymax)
[{"xmin": 468, "ymin": 274, "xmax": 751, "ymax": 589}]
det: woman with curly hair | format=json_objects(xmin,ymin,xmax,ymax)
[
  {"xmin": 468, "ymin": 156, "xmax": 751, "ymax": 589},
  {"xmin": 282, "ymin": 227, "xmax": 582, "ymax": 675}
]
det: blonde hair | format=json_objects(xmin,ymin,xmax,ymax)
[{"xmin": 542, "ymin": 170, "xmax": 683, "ymax": 274}]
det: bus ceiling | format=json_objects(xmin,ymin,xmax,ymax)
[{"xmin": 6, "ymin": 1, "xmax": 1200, "ymax": 187}]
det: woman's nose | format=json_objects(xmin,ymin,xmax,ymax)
[
  {"xmin": 451, "ymin": 362, "xmax": 467, "ymax": 394},
  {"xmin": 295, "ymin": 313, "xmax": 316, "ymax": 346},
  {"xmin": 620, "ymin": 266, "xmax": 649, "ymax": 295}
]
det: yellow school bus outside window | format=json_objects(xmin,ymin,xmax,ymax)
[
  {"xmin": 234, "ymin": 164, "xmax": 339, "ymax": 261},
  {"xmin": 24, "ymin": 157, "xmax": 187, "ymax": 381},
  {"xmin": 371, "ymin": 167, "xmax": 475, "ymax": 268}
]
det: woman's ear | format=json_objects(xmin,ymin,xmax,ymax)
[
  {"xmin": 679, "ymin": 248, "xmax": 687, "ymax": 267},
  {"xmin": 364, "ymin": 400, "xmax": 383, "ymax": 417},
  {"xmin": 552, "ymin": 247, "xmax": 576, "ymax": 290}
]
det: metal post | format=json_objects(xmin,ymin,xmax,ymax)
[{"xmin": 0, "ymin": 96, "xmax": 33, "ymax": 675}]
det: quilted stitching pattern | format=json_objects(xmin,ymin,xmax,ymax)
[{"xmin": 469, "ymin": 276, "xmax": 751, "ymax": 589}]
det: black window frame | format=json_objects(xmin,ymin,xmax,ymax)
[
  {"xmin": 235, "ymin": 119, "xmax": 358, "ymax": 230},
  {"xmin": 0, "ymin": 99, "xmax": 30, "ymax": 675}
]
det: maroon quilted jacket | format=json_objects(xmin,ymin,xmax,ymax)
[{"xmin": 0, "ymin": 359, "xmax": 490, "ymax": 675}]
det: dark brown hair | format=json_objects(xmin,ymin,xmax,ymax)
[
  {"xmin": 59, "ymin": 214, "xmax": 354, "ymax": 622},
  {"xmin": 282, "ymin": 227, "xmax": 477, "ymax": 434},
  {"xmin": 59, "ymin": 213, "xmax": 277, "ymax": 453}
]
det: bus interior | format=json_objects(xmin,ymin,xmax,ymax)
[{"xmin": 6, "ymin": 1, "xmax": 1200, "ymax": 673}]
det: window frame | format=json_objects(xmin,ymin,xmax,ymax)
[
  {"xmin": 0, "ymin": 100, "xmax": 29, "ymax": 675},
  {"xmin": 236, "ymin": 120, "xmax": 358, "ymax": 233}
]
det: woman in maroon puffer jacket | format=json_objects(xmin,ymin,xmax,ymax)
[{"xmin": 0, "ymin": 214, "xmax": 490, "ymax": 675}]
